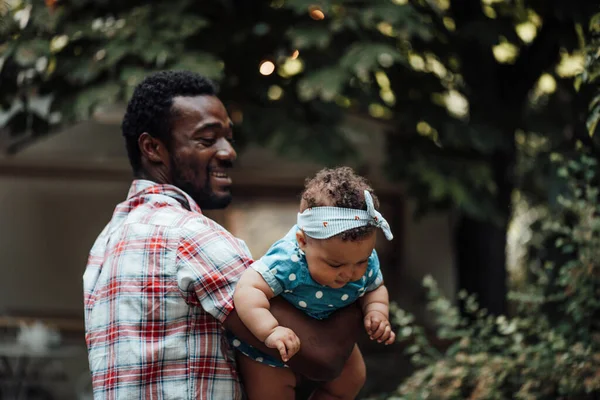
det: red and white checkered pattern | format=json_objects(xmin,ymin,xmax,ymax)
[{"xmin": 84, "ymin": 180, "xmax": 252, "ymax": 399}]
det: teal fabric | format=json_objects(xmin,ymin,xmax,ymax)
[{"xmin": 229, "ymin": 225, "xmax": 383, "ymax": 368}]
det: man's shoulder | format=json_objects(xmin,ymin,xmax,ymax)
[
  {"xmin": 177, "ymin": 212, "xmax": 228, "ymax": 237},
  {"xmin": 177, "ymin": 214, "xmax": 253, "ymax": 260}
]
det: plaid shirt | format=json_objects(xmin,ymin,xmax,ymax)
[{"xmin": 84, "ymin": 179, "xmax": 252, "ymax": 399}]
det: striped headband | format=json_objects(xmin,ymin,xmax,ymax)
[{"xmin": 297, "ymin": 190, "xmax": 393, "ymax": 240}]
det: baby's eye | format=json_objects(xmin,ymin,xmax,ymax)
[{"xmin": 328, "ymin": 263, "xmax": 343, "ymax": 269}]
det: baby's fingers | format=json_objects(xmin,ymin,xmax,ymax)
[
  {"xmin": 364, "ymin": 317, "xmax": 372, "ymax": 333},
  {"xmin": 285, "ymin": 337, "xmax": 300, "ymax": 359},
  {"xmin": 372, "ymin": 320, "xmax": 388, "ymax": 340},
  {"xmin": 378, "ymin": 325, "xmax": 392, "ymax": 343},
  {"xmin": 384, "ymin": 330, "xmax": 396, "ymax": 345},
  {"xmin": 276, "ymin": 340, "xmax": 289, "ymax": 362},
  {"xmin": 366, "ymin": 316, "xmax": 381, "ymax": 337}
]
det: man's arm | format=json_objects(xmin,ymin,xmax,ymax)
[
  {"xmin": 176, "ymin": 227, "xmax": 361, "ymax": 381},
  {"xmin": 224, "ymin": 296, "xmax": 362, "ymax": 381}
]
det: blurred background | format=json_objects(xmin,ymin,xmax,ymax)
[{"xmin": 0, "ymin": 0, "xmax": 599, "ymax": 399}]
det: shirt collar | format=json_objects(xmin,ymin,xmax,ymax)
[{"xmin": 127, "ymin": 179, "xmax": 203, "ymax": 214}]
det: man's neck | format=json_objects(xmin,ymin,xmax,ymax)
[{"xmin": 136, "ymin": 168, "xmax": 171, "ymax": 185}]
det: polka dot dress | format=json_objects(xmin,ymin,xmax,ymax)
[{"xmin": 227, "ymin": 225, "xmax": 385, "ymax": 369}]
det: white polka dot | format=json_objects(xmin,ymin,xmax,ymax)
[
  {"xmin": 289, "ymin": 273, "xmax": 297, "ymax": 281},
  {"xmin": 315, "ymin": 291, "xmax": 323, "ymax": 299},
  {"xmin": 368, "ymin": 270, "xmax": 374, "ymax": 278},
  {"xmin": 358, "ymin": 288, "xmax": 365, "ymax": 293},
  {"xmin": 341, "ymin": 294, "xmax": 349, "ymax": 301},
  {"xmin": 270, "ymin": 365, "xmax": 276, "ymax": 368},
  {"xmin": 359, "ymin": 292, "xmax": 365, "ymax": 297},
  {"xmin": 298, "ymin": 301, "xmax": 307, "ymax": 308},
  {"xmin": 328, "ymin": 304, "xmax": 334, "ymax": 307},
  {"xmin": 284, "ymin": 289, "xmax": 293, "ymax": 293},
  {"xmin": 232, "ymin": 339, "xmax": 241, "ymax": 347},
  {"xmin": 291, "ymin": 254, "xmax": 300, "ymax": 262},
  {"xmin": 256, "ymin": 357, "xmax": 264, "ymax": 362},
  {"xmin": 362, "ymin": 276, "xmax": 366, "ymax": 282},
  {"xmin": 270, "ymin": 268, "xmax": 277, "ymax": 275}
]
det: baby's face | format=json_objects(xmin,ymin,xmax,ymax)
[{"xmin": 297, "ymin": 231, "xmax": 376, "ymax": 288}]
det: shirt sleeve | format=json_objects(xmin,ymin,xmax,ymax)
[
  {"xmin": 365, "ymin": 249, "xmax": 384, "ymax": 292},
  {"xmin": 176, "ymin": 224, "xmax": 254, "ymax": 323},
  {"xmin": 251, "ymin": 239, "xmax": 301, "ymax": 297}
]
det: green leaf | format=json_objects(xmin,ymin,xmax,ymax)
[
  {"xmin": 72, "ymin": 82, "xmax": 121, "ymax": 120},
  {"xmin": 170, "ymin": 53, "xmax": 224, "ymax": 80},
  {"xmin": 587, "ymin": 99, "xmax": 600, "ymax": 137},
  {"xmin": 340, "ymin": 42, "xmax": 405, "ymax": 74},
  {"xmin": 14, "ymin": 39, "xmax": 49, "ymax": 67},
  {"xmin": 297, "ymin": 66, "xmax": 348, "ymax": 101},
  {"xmin": 286, "ymin": 26, "xmax": 331, "ymax": 49}
]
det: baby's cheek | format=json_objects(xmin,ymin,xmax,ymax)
[{"xmin": 354, "ymin": 266, "xmax": 368, "ymax": 281}]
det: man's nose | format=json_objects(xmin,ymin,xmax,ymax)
[{"xmin": 215, "ymin": 137, "xmax": 237, "ymax": 162}]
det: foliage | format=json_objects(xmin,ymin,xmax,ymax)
[
  {"xmin": 1, "ymin": 0, "xmax": 598, "ymax": 313},
  {"xmin": 277, "ymin": 0, "xmax": 598, "ymax": 222},
  {"xmin": 365, "ymin": 152, "xmax": 600, "ymax": 400},
  {"xmin": 0, "ymin": 0, "xmax": 596, "ymax": 218},
  {"xmin": 0, "ymin": 0, "xmax": 365, "ymax": 160},
  {"xmin": 579, "ymin": 13, "xmax": 600, "ymax": 137}
]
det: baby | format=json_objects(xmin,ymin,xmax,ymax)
[{"xmin": 232, "ymin": 167, "xmax": 395, "ymax": 399}]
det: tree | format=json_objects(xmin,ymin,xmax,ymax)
[
  {"xmin": 275, "ymin": 0, "xmax": 599, "ymax": 315},
  {"xmin": 0, "ymin": 0, "xmax": 367, "ymax": 160},
  {"xmin": 1, "ymin": 0, "xmax": 598, "ymax": 315},
  {"xmin": 367, "ymin": 13, "xmax": 600, "ymax": 399}
]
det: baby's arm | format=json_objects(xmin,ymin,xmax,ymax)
[
  {"xmin": 360, "ymin": 285, "xmax": 395, "ymax": 345},
  {"xmin": 233, "ymin": 268, "xmax": 301, "ymax": 362}
]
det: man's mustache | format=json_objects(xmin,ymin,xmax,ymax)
[{"xmin": 209, "ymin": 161, "xmax": 234, "ymax": 171}]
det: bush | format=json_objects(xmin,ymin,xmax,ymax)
[{"xmin": 370, "ymin": 153, "xmax": 600, "ymax": 400}]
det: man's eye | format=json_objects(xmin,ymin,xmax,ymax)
[
  {"xmin": 198, "ymin": 138, "xmax": 216, "ymax": 146},
  {"xmin": 227, "ymin": 137, "xmax": 236, "ymax": 144}
]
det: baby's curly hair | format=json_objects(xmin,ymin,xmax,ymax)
[{"xmin": 300, "ymin": 166, "xmax": 380, "ymax": 241}]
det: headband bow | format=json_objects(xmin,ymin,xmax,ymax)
[{"xmin": 297, "ymin": 190, "xmax": 393, "ymax": 240}]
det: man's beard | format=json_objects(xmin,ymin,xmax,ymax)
[{"xmin": 170, "ymin": 157, "xmax": 233, "ymax": 210}]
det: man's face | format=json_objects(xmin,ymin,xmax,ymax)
[{"xmin": 168, "ymin": 95, "xmax": 237, "ymax": 209}]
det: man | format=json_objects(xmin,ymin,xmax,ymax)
[{"xmin": 83, "ymin": 70, "xmax": 361, "ymax": 399}]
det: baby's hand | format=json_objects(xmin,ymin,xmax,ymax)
[
  {"xmin": 364, "ymin": 311, "xmax": 395, "ymax": 345},
  {"xmin": 264, "ymin": 326, "xmax": 301, "ymax": 362}
]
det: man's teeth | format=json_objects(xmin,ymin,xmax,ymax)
[{"xmin": 211, "ymin": 172, "xmax": 229, "ymax": 178}]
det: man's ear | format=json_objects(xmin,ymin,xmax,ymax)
[
  {"xmin": 139, "ymin": 133, "xmax": 168, "ymax": 165},
  {"xmin": 296, "ymin": 230, "xmax": 308, "ymax": 251}
]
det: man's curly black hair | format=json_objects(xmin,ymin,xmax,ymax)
[
  {"xmin": 121, "ymin": 70, "xmax": 217, "ymax": 175},
  {"xmin": 300, "ymin": 166, "xmax": 381, "ymax": 241}
]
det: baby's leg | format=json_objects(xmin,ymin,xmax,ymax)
[
  {"xmin": 310, "ymin": 345, "xmax": 366, "ymax": 400},
  {"xmin": 237, "ymin": 354, "xmax": 297, "ymax": 400}
]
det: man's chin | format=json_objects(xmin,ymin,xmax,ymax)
[{"xmin": 197, "ymin": 192, "xmax": 232, "ymax": 210}]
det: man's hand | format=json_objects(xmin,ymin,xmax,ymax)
[
  {"xmin": 265, "ymin": 326, "xmax": 301, "ymax": 362},
  {"xmin": 364, "ymin": 310, "xmax": 395, "ymax": 345},
  {"xmin": 225, "ymin": 297, "xmax": 361, "ymax": 381}
]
